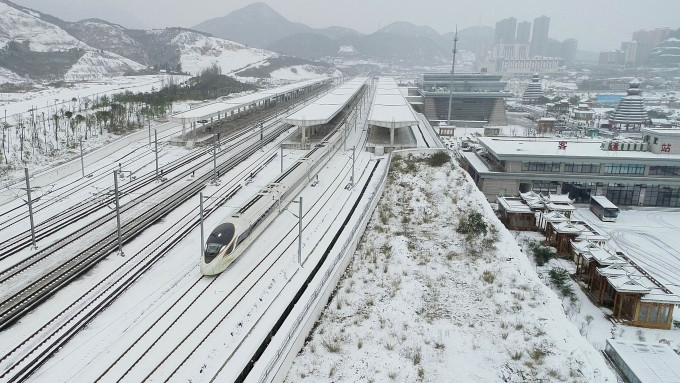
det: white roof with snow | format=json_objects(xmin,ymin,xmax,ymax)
[
  {"xmin": 478, "ymin": 136, "xmax": 680, "ymax": 160},
  {"xmin": 283, "ymin": 77, "xmax": 367, "ymax": 126},
  {"xmin": 170, "ymin": 78, "xmax": 326, "ymax": 123},
  {"xmin": 591, "ymin": 196, "xmax": 618, "ymax": 210},
  {"xmin": 607, "ymin": 340, "xmax": 680, "ymax": 383},
  {"xmin": 368, "ymin": 77, "xmax": 419, "ymax": 129},
  {"xmin": 497, "ymin": 196, "xmax": 532, "ymax": 213},
  {"xmin": 598, "ymin": 263, "xmax": 680, "ymax": 304}
]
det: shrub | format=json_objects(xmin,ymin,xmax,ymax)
[
  {"xmin": 425, "ymin": 152, "xmax": 450, "ymax": 167},
  {"xmin": 457, "ymin": 211, "xmax": 487, "ymax": 236},
  {"xmin": 322, "ymin": 337, "xmax": 342, "ymax": 353},
  {"xmin": 531, "ymin": 243, "xmax": 553, "ymax": 266},
  {"xmin": 482, "ymin": 270, "xmax": 496, "ymax": 284},
  {"xmin": 549, "ymin": 267, "xmax": 576, "ymax": 302}
]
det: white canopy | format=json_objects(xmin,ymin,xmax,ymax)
[
  {"xmin": 368, "ymin": 77, "xmax": 419, "ymax": 129},
  {"xmin": 283, "ymin": 77, "xmax": 368, "ymax": 127}
]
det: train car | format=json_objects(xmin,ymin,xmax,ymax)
[{"xmin": 201, "ymin": 128, "xmax": 343, "ymax": 275}]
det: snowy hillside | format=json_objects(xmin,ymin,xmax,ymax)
[
  {"xmin": 170, "ymin": 31, "xmax": 273, "ymax": 76},
  {"xmin": 0, "ymin": 2, "xmax": 86, "ymax": 52},
  {"xmin": 270, "ymin": 64, "xmax": 342, "ymax": 81},
  {"xmin": 64, "ymin": 50, "xmax": 147, "ymax": 81},
  {"xmin": 0, "ymin": 67, "xmax": 23, "ymax": 83},
  {"xmin": 285, "ymin": 152, "xmax": 616, "ymax": 382}
]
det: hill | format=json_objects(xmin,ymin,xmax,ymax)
[
  {"xmin": 192, "ymin": 2, "xmax": 311, "ymax": 49},
  {"xmin": 0, "ymin": 0, "xmax": 336, "ymax": 83}
]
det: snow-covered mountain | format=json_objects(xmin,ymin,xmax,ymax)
[
  {"xmin": 0, "ymin": 0, "xmax": 336, "ymax": 83},
  {"xmin": 168, "ymin": 30, "xmax": 272, "ymax": 76},
  {"xmin": 0, "ymin": 2, "xmax": 86, "ymax": 52}
]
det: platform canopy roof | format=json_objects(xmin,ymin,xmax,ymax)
[
  {"xmin": 368, "ymin": 77, "xmax": 419, "ymax": 129},
  {"xmin": 283, "ymin": 77, "xmax": 368, "ymax": 127},
  {"xmin": 169, "ymin": 78, "xmax": 327, "ymax": 123}
]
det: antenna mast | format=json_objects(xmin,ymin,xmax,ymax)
[{"xmin": 447, "ymin": 26, "xmax": 459, "ymax": 126}]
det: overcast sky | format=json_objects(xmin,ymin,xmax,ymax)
[{"xmin": 11, "ymin": 0, "xmax": 680, "ymax": 52}]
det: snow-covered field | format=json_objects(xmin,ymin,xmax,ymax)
[
  {"xmin": 0, "ymin": 75, "xmax": 188, "ymax": 184},
  {"xmin": 285, "ymin": 152, "xmax": 616, "ymax": 382}
]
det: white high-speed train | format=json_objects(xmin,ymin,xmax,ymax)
[{"xmin": 200, "ymin": 127, "xmax": 344, "ymax": 275}]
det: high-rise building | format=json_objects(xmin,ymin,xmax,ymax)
[
  {"xmin": 632, "ymin": 28, "xmax": 673, "ymax": 49},
  {"xmin": 562, "ymin": 38, "xmax": 578, "ymax": 66},
  {"xmin": 516, "ymin": 21, "xmax": 531, "ymax": 44},
  {"xmin": 495, "ymin": 17, "xmax": 517, "ymax": 44},
  {"xmin": 530, "ymin": 15, "xmax": 550, "ymax": 56}
]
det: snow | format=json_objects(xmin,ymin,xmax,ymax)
[
  {"xmin": 368, "ymin": 77, "xmax": 419, "ymax": 129},
  {"xmin": 0, "ymin": 3, "xmax": 88, "ymax": 52},
  {"xmin": 284, "ymin": 152, "xmax": 616, "ymax": 382},
  {"xmin": 606, "ymin": 339, "xmax": 680, "ymax": 383},
  {"xmin": 269, "ymin": 65, "xmax": 341, "ymax": 81},
  {"xmin": 63, "ymin": 51, "xmax": 147, "ymax": 81},
  {"xmin": 284, "ymin": 77, "xmax": 367, "ymax": 126},
  {"xmin": 0, "ymin": 74, "xmax": 188, "ymax": 184},
  {"xmin": 170, "ymin": 31, "xmax": 273, "ymax": 76},
  {"xmin": 478, "ymin": 136, "xmax": 680, "ymax": 160},
  {"xmin": 591, "ymin": 195, "xmax": 618, "ymax": 210},
  {"xmin": 0, "ymin": 67, "xmax": 24, "ymax": 84}
]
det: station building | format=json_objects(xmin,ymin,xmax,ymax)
[
  {"xmin": 419, "ymin": 73, "xmax": 512, "ymax": 127},
  {"xmin": 460, "ymin": 128, "xmax": 680, "ymax": 206}
]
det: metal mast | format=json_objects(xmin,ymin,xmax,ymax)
[{"xmin": 446, "ymin": 26, "xmax": 459, "ymax": 126}]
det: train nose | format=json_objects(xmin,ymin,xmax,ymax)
[{"xmin": 200, "ymin": 262, "xmax": 218, "ymax": 276}]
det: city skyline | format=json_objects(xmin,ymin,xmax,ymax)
[{"xmin": 9, "ymin": 0, "xmax": 680, "ymax": 52}]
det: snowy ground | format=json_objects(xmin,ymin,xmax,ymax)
[
  {"xmin": 573, "ymin": 207, "xmax": 680, "ymax": 298},
  {"xmin": 514, "ymin": 206, "xmax": 680, "ymax": 368},
  {"xmin": 285, "ymin": 153, "xmax": 616, "ymax": 382}
]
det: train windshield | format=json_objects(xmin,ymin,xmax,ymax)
[
  {"xmin": 204, "ymin": 243, "xmax": 222, "ymax": 264},
  {"xmin": 203, "ymin": 222, "xmax": 236, "ymax": 264}
]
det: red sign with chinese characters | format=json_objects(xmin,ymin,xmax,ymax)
[
  {"xmin": 661, "ymin": 143, "xmax": 672, "ymax": 153},
  {"xmin": 558, "ymin": 141, "xmax": 567, "ymax": 150}
]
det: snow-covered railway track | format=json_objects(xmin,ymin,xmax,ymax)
[
  {"xmin": 0, "ymin": 122, "xmax": 296, "ymax": 331},
  {"xmin": 0, "ymin": 127, "xmax": 181, "ymax": 233},
  {"xmin": 0, "ymin": 90, "xmax": 319, "ymax": 262},
  {"xmin": 95, "ymin": 132, "xmax": 366, "ymax": 383},
  {"xmin": 0, "ymin": 175, "xmax": 247, "ymax": 382}
]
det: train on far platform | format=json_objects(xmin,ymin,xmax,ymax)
[{"xmin": 200, "ymin": 128, "xmax": 344, "ymax": 275}]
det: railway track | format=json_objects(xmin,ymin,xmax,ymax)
[
  {"xmin": 0, "ymin": 121, "xmax": 298, "ymax": 331},
  {"xmin": 0, "ymin": 165, "xmax": 253, "ymax": 382},
  {"xmin": 97, "ymin": 92, "xmax": 374, "ymax": 382},
  {"xmin": 0, "ymin": 85, "xmax": 328, "ymax": 261},
  {"xmin": 97, "ymin": 127, "xmax": 367, "ymax": 383},
  {"xmin": 0, "ymin": 81, "xmax": 364, "ymax": 381}
]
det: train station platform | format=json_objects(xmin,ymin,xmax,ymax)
[
  {"xmin": 283, "ymin": 77, "xmax": 367, "ymax": 144},
  {"xmin": 366, "ymin": 77, "xmax": 420, "ymax": 151},
  {"xmin": 167, "ymin": 79, "xmax": 330, "ymax": 147}
]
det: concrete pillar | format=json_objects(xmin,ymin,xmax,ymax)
[
  {"xmin": 390, "ymin": 128, "xmax": 395, "ymax": 145},
  {"xmin": 301, "ymin": 125, "xmax": 306, "ymax": 143}
]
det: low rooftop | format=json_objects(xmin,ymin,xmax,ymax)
[{"xmin": 478, "ymin": 137, "xmax": 680, "ymax": 161}]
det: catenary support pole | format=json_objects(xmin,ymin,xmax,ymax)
[
  {"xmin": 24, "ymin": 168, "xmax": 37, "ymax": 248},
  {"xmin": 114, "ymin": 171, "xmax": 123, "ymax": 255},
  {"xmin": 213, "ymin": 141, "xmax": 217, "ymax": 183},
  {"xmin": 154, "ymin": 129, "xmax": 159, "ymax": 181},
  {"xmin": 298, "ymin": 197, "xmax": 302, "ymax": 266},
  {"xmin": 352, "ymin": 146, "xmax": 356, "ymax": 185},
  {"xmin": 80, "ymin": 139, "xmax": 85, "ymax": 178},
  {"xmin": 200, "ymin": 192, "xmax": 204, "ymax": 256}
]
